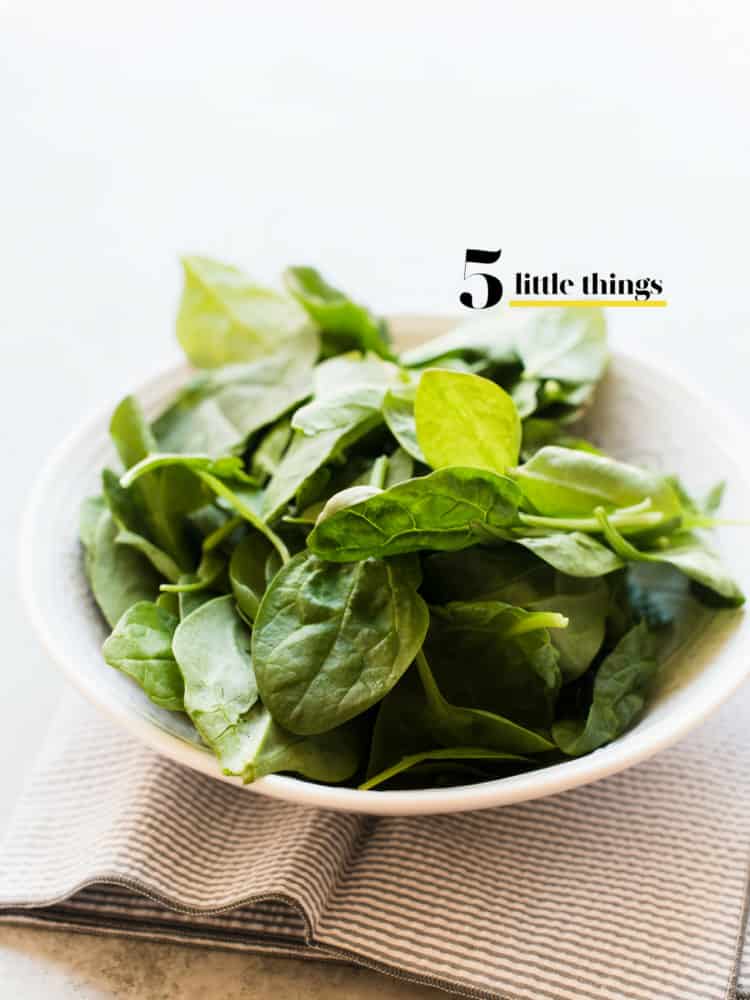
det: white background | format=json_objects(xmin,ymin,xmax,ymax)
[{"xmin": 1, "ymin": 1, "xmax": 749, "ymax": 994}]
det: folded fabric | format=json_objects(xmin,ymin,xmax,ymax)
[{"xmin": 1, "ymin": 689, "xmax": 749, "ymax": 1000}]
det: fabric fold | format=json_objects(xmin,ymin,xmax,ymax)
[{"xmin": 1, "ymin": 689, "xmax": 750, "ymax": 1000}]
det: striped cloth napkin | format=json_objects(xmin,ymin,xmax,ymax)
[{"xmin": 1, "ymin": 690, "xmax": 749, "ymax": 1000}]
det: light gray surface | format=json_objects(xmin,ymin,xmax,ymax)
[{"xmin": 1, "ymin": 2, "xmax": 749, "ymax": 997}]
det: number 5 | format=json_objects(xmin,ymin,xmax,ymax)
[{"xmin": 460, "ymin": 248, "xmax": 503, "ymax": 309}]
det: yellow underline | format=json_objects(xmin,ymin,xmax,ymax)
[{"xmin": 509, "ymin": 300, "xmax": 668, "ymax": 308}]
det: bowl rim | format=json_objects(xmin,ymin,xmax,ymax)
[{"xmin": 19, "ymin": 340, "xmax": 750, "ymax": 816}]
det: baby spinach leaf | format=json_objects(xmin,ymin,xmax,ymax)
[
  {"xmin": 229, "ymin": 531, "xmax": 275, "ymax": 622},
  {"xmin": 112, "ymin": 528, "xmax": 183, "ymax": 585},
  {"xmin": 80, "ymin": 495, "xmax": 106, "ymax": 552},
  {"xmin": 86, "ymin": 510, "xmax": 162, "ymax": 627},
  {"xmin": 110, "ymin": 395, "xmax": 157, "ymax": 469},
  {"xmin": 596, "ymin": 510, "xmax": 745, "ymax": 606},
  {"xmin": 360, "ymin": 747, "xmax": 526, "ymax": 791},
  {"xmin": 122, "ymin": 454, "xmax": 289, "ymax": 565},
  {"xmin": 284, "ymin": 266, "xmax": 392, "ymax": 359},
  {"xmin": 307, "ymin": 467, "xmax": 522, "ymax": 561},
  {"xmin": 262, "ymin": 386, "xmax": 386, "ymax": 522},
  {"xmin": 400, "ymin": 312, "xmax": 518, "ymax": 370},
  {"xmin": 703, "ymin": 481, "xmax": 726, "ymax": 516},
  {"xmin": 177, "ymin": 256, "xmax": 314, "ymax": 368},
  {"xmin": 215, "ymin": 703, "xmax": 363, "ymax": 784},
  {"xmin": 553, "ymin": 622, "xmax": 657, "ymax": 755},
  {"xmin": 101, "ymin": 469, "xmax": 183, "ymax": 583},
  {"xmin": 102, "ymin": 601, "xmax": 184, "ymax": 711},
  {"xmin": 385, "ymin": 446, "xmax": 415, "ymax": 487},
  {"xmin": 109, "ymin": 397, "xmax": 206, "ymax": 570},
  {"xmin": 367, "ymin": 652, "xmax": 554, "ymax": 779},
  {"xmin": 178, "ymin": 583, "xmax": 215, "ymax": 620},
  {"xmin": 382, "ymin": 385, "xmax": 426, "ymax": 463},
  {"xmin": 426, "ymin": 602, "xmax": 564, "ymax": 729},
  {"xmin": 422, "ymin": 545, "xmax": 553, "ymax": 606},
  {"xmin": 249, "ymin": 417, "xmax": 293, "ymax": 482},
  {"xmin": 252, "ymin": 551, "xmax": 429, "ymax": 735},
  {"xmin": 515, "ymin": 306, "xmax": 607, "ymax": 382},
  {"xmin": 424, "ymin": 548, "xmax": 607, "ymax": 684},
  {"xmin": 312, "ymin": 350, "xmax": 403, "ymax": 397},
  {"xmin": 527, "ymin": 578, "xmax": 609, "ymax": 683},
  {"xmin": 509, "ymin": 378, "xmax": 540, "ymax": 418},
  {"xmin": 172, "ymin": 594, "xmax": 258, "ymax": 747},
  {"xmin": 415, "ymin": 370, "xmax": 521, "ymax": 474},
  {"xmin": 513, "ymin": 532, "xmax": 623, "ymax": 577},
  {"xmin": 513, "ymin": 446, "xmax": 682, "ymax": 521},
  {"xmin": 153, "ymin": 336, "xmax": 317, "ymax": 457}
]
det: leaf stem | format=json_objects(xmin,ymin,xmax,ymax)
[
  {"xmin": 197, "ymin": 471, "xmax": 290, "ymax": 565},
  {"xmin": 369, "ymin": 455, "xmax": 389, "ymax": 489},
  {"xmin": 203, "ymin": 515, "xmax": 244, "ymax": 551},
  {"xmin": 518, "ymin": 509, "xmax": 665, "ymax": 534},
  {"xmin": 504, "ymin": 612, "xmax": 569, "ymax": 636}
]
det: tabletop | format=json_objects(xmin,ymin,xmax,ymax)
[{"xmin": 1, "ymin": 2, "xmax": 749, "ymax": 996}]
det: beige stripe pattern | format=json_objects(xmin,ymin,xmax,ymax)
[{"xmin": 1, "ymin": 690, "xmax": 749, "ymax": 1000}]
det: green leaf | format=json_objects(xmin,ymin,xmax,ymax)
[
  {"xmin": 262, "ymin": 385, "xmax": 386, "ymax": 522},
  {"xmin": 515, "ymin": 306, "xmax": 607, "ymax": 382},
  {"xmin": 109, "ymin": 397, "xmax": 206, "ymax": 570},
  {"xmin": 216, "ymin": 703, "xmax": 363, "ymax": 784},
  {"xmin": 122, "ymin": 454, "xmax": 289, "ymax": 565},
  {"xmin": 153, "ymin": 335, "xmax": 317, "ymax": 456},
  {"xmin": 178, "ymin": 583, "xmax": 215, "ymax": 620},
  {"xmin": 252, "ymin": 551, "xmax": 429, "ymax": 735},
  {"xmin": 514, "ymin": 532, "xmax": 624, "ymax": 577},
  {"xmin": 284, "ymin": 266, "xmax": 392, "ymax": 359},
  {"xmin": 80, "ymin": 495, "xmax": 107, "ymax": 551},
  {"xmin": 703, "ymin": 481, "xmax": 726, "ymax": 515},
  {"xmin": 422, "ymin": 545, "xmax": 553, "ymax": 605},
  {"xmin": 101, "ymin": 469, "xmax": 183, "ymax": 583},
  {"xmin": 367, "ymin": 651, "xmax": 554, "ymax": 780},
  {"xmin": 177, "ymin": 256, "xmax": 314, "ymax": 368},
  {"xmin": 313, "ymin": 351, "xmax": 403, "ymax": 397},
  {"xmin": 110, "ymin": 395, "xmax": 157, "ymax": 469},
  {"xmin": 85, "ymin": 510, "xmax": 162, "ymax": 627},
  {"xmin": 229, "ymin": 531, "xmax": 274, "ymax": 622},
  {"xmin": 400, "ymin": 313, "xmax": 518, "ymax": 370},
  {"xmin": 513, "ymin": 446, "xmax": 682, "ymax": 521},
  {"xmin": 382, "ymin": 385, "xmax": 426, "ymax": 463},
  {"xmin": 249, "ymin": 417, "xmax": 293, "ymax": 482},
  {"xmin": 527, "ymin": 578, "xmax": 609, "ymax": 683},
  {"xmin": 596, "ymin": 510, "xmax": 745, "ymax": 606},
  {"xmin": 308, "ymin": 467, "xmax": 521, "ymax": 561},
  {"xmin": 172, "ymin": 594, "xmax": 258, "ymax": 746},
  {"xmin": 385, "ymin": 447, "xmax": 415, "ymax": 487},
  {"xmin": 553, "ymin": 622, "xmax": 657, "ymax": 755},
  {"xmin": 113, "ymin": 528, "xmax": 183, "ymax": 584},
  {"xmin": 426, "ymin": 602, "xmax": 564, "ymax": 729},
  {"xmin": 415, "ymin": 370, "xmax": 521, "ymax": 474},
  {"xmin": 103, "ymin": 602, "xmax": 184, "ymax": 711}
]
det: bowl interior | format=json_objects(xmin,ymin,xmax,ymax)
[{"xmin": 22, "ymin": 318, "xmax": 750, "ymax": 815}]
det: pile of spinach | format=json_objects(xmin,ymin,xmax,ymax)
[{"xmin": 81, "ymin": 257, "xmax": 745, "ymax": 791}]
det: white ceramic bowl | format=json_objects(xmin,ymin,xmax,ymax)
[{"xmin": 20, "ymin": 318, "xmax": 750, "ymax": 815}]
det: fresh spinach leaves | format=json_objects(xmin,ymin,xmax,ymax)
[
  {"xmin": 81, "ymin": 264, "xmax": 744, "ymax": 791},
  {"xmin": 252, "ymin": 552, "xmax": 429, "ymax": 734}
]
